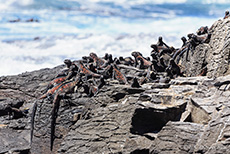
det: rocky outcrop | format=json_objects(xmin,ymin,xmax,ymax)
[
  {"xmin": 180, "ymin": 18, "xmax": 230, "ymax": 78},
  {"xmin": 180, "ymin": 44, "xmax": 209, "ymax": 77},
  {"xmin": 150, "ymin": 121, "xmax": 204, "ymax": 154},
  {"xmin": 1, "ymin": 18, "xmax": 230, "ymax": 154},
  {"xmin": 207, "ymin": 19, "xmax": 230, "ymax": 78}
]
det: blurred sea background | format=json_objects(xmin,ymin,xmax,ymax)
[{"xmin": 0, "ymin": 0, "xmax": 230, "ymax": 76}]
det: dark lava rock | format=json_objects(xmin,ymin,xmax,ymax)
[{"xmin": 1, "ymin": 18, "xmax": 230, "ymax": 154}]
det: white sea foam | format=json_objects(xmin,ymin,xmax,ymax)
[
  {"xmin": 0, "ymin": 0, "xmax": 227, "ymax": 76},
  {"xmin": 0, "ymin": 15, "xmax": 217, "ymax": 76},
  {"xmin": 0, "ymin": 9, "xmax": 217, "ymax": 40},
  {"xmin": 203, "ymin": 0, "xmax": 230, "ymax": 4},
  {"xmin": 0, "ymin": 33, "xmax": 159, "ymax": 76},
  {"xmin": 0, "ymin": 16, "xmax": 216, "ymax": 76}
]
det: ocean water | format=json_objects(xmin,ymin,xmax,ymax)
[{"xmin": 0, "ymin": 0, "xmax": 230, "ymax": 76}]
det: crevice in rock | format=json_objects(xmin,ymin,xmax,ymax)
[
  {"xmin": 111, "ymin": 88, "xmax": 145, "ymax": 101},
  {"xmin": 200, "ymin": 62, "xmax": 208, "ymax": 76},
  {"xmin": 195, "ymin": 149, "xmax": 205, "ymax": 154},
  {"xmin": 130, "ymin": 149, "xmax": 149, "ymax": 154},
  {"xmin": 17, "ymin": 149, "xmax": 30, "ymax": 154},
  {"xmin": 178, "ymin": 82, "xmax": 198, "ymax": 85},
  {"xmin": 125, "ymin": 88, "xmax": 145, "ymax": 94},
  {"xmin": 143, "ymin": 133, "xmax": 156, "ymax": 140},
  {"xmin": 1, "ymin": 149, "xmax": 30, "ymax": 154},
  {"xmin": 112, "ymin": 93, "xmax": 126, "ymax": 101},
  {"xmin": 130, "ymin": 103, "xmax": 186, "ymax": 135},
  {"xmin": 183, "ymin": 113, "xmax": 192, "ymax": 122}
]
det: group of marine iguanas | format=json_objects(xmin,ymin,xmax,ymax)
[{"xmin": 30, "ymin": 11, "xmax": 230, "ymax": 151}]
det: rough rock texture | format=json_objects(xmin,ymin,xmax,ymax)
[
  {"xmin": 207, "ymin": 19, "xmax": 230, "ymax": 78},
  {"xmin": 180, "ymin": 44, "xmax": 209, "ymax": 77},
  {"xmin": 1, "ymin": 18, "xmax": 230, "ymax": 154},
  {"xmin": 150, "ymin": 122, "xmax": 204, "ymax": 154},
  {"xmin": 0, "ymin": 66, "xmax": 64, "ymax": 154},
  {"xmin": 180, "ymin": 18, "xmax": 230, "ymax": 78}
]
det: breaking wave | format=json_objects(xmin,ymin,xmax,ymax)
[{"xmin": 0, "ymin": 0, "xmax": 230, "ymax": 76}]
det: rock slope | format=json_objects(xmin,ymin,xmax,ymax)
[{"xmin": 1, "ymin": 18, "xmax": 230, "ymax": 154}]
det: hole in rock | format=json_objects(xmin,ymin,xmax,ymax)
[{"xmin": 130, "ymin": 103, "xmax": 186, "ymax": 135}]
